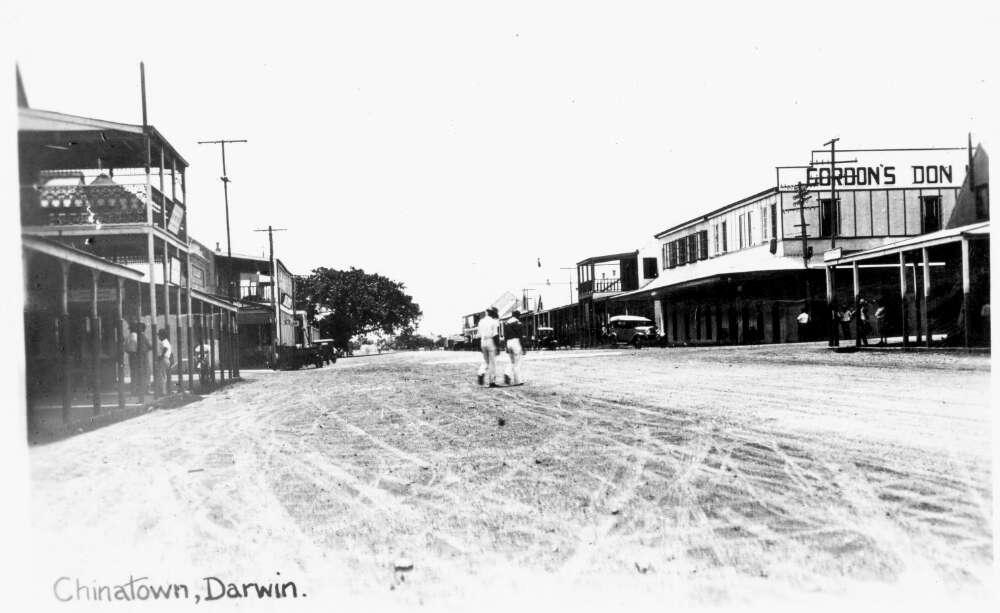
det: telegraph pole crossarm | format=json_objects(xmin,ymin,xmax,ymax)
[{"xmin": 197, "ymin": 138, "xmax": 248, "ymax": 299}]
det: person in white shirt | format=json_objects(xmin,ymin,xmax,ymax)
[
  {"xmin": 157, "ymin": 329, "xmax": 173, "ymax": 395},
  {"xmin": 476, "ymin": 307, "xmax": 500, "ymax": 387}
]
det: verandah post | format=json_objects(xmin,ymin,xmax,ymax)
[
  {"xmin": 899, "ymin": 251, "xmax": 909, "ymax": 348},
  {"xmin": 90, "ymin": 270, "xmax": 102, "ymax": 415},
  {"xmin": 60, "ymin": 261, "xmax": 71, "ymax": 423}
]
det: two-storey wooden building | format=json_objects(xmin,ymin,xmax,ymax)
[{"xmin": 19, "ymin": 89, "xmax": 240, "ymax": 425}]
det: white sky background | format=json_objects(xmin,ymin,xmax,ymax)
[{"xmin": 7, "ymin": 0, "xmax": 995, "ymax": 337}]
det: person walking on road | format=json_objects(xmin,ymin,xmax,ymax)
[
  {"xmin": 503, "ymin": 309, "xmax": 526, "ymax": 386},
  {"xmin": 156, "ymin": 328, "xmax": 174, "ymax": 396},
  {"xmin": 477, "ymin": 307, "xmax": 500, "ymax": 387}
]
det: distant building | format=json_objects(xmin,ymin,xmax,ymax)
[{"xmin": 215, "ymin": 253, "xmax": 300, "ymax": 367}]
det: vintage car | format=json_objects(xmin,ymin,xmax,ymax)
[
  {"xmin": 275, "ymin": 345, "xmax": 325, "ymax": 370},
  {"xmin": 533, "ymin": 326, "xmax": 560, "ymax": 350},
  {"xmin": 314, "ymin": 339, "xmax": 339, "ymax": 364},
  {"xmin": 604, "ymin": 315, "xmax": 657, "ymax": 348}
]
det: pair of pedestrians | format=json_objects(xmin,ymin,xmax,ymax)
[
  {"xmin": 123, "ymin": 322, "xmax": 174, "ymax": 397},
  {"xmin": 476, "ymin": 307, "xmax": 525, "ymax": 388}
]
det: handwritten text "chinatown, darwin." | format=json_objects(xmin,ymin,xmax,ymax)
[{"xmin": 53, "ymin": 574, "xmax": 305, "ymax": 603}]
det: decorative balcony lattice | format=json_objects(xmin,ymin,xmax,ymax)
[{"xmin": 28, "ymin": 184, "xmax": 149, "ymax": 226}]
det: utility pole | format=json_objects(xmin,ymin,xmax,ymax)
[
  {"xmin": 197, "ymin": 138, "xmax": 247, "ymax": 298},
  {"xmin": 558, "ymin": 266, "xmax": 577, "ymax": 304},
  {"xmin": 814, "ymin": 138, "xmax": 856, "ymax": 250},
  {"xmin": 783, "ymin": 181, "xmax": 819, "ymax": 312},
  {"xmin": 254, "ymin": 225, "xmax": 287, "ymax": 358}
]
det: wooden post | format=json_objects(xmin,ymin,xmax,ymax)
[
  {"xmin": 852, "ymin": 261, "xmax": 860, "ymax": 347},
  {"xmin": 175, "ymin": 284, "xmax": 182, "ymax": 393},
  {"xmin": 921, "ymin": 247, "xmax": 931, "ymax": 348},
  {"xmin": 116, "ymin": 277, "xmax": 125, "ymax": 409},
  {"xmin": 826, "ymin": 265, "xmax": 837, "ymax": 347},
  {"xmin": 909, "ymin": 261, "xmax": 920, "ymax": 344},
  {"xmin": 961, "ymin": 239, "xmax": 971, "ymax": 348},
  {"xmin": 60, "ymin": 262, "xmax": 71, "ymax": 423},
  {"xmin": 230, "ymin": 311, "xmax": 239, "ymax": 378},
  {"xmin": 218, "ymin": 310, "xmax": 227, "ymax": 382},
  {"xmin": 899, "ymin": 251, "xmax": 909, "ymax": 348},
  {"xmin": 162, "ymin": 242, "xmax": 171, "ymax": 395},
  {"xmin": 134, "ymin": 279, "xmax": 144, "ymax": 406},
  {"xmin": 159, "ymin": 146, "xmax": 167, "ymax": 230},
  {"xmin": 185, "ymin": 258, "xmax": 195, "ymax": 392},
  {"xmin": 147, "ymin": 232, "xmax": 160, "ymax": 397},
  {"xmin": 207, "ymin": 304, "xmax": 216, "ymax": 385},
  {"xmin": 90, "ymin": 270, "xmax": 101, "ymax": 415}
]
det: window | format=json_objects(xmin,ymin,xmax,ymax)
[
  {"xmin": 820, "ymin": 198, "xmax": 840, "ymax": 237},
  {"xmin": 191, "ymin": 264, "xmax": 205, "ymax": 288},
  {"xmin": 770, "ymin": 202, "xmax": 778, "ymax": 239},
  {"xmin": 687, "ymin": 235, "xmax": 698, "ymax": 262},
  {"xmin": 676, "ymin": 239, "xmax": 687, "ymax": 266},
  {"xmin": 975, "ymin": 186, "xmax": 989, "ymax": 220},
  {"xmin": 713, "ymin": 224, "xmax": 719, "ymax": 254},
  {"xmin": 738, "ymin": 215, "xmax": 745, "ymax": 249},
  {"xmin": 661, "ymin": 243, "xmax": 670, "ymax": 269},
  {"xmin": 698, "ymin": 230, "xmax": 708, "ymax": 260},
  {"xmin": 760, "ymin": 207, "xmax": 768, "ymax": 240},
  {"xmin": 667, "ymin": 241, "xmax": 678, "ymax": 268},
  {"xmin": 643, "ymin": 257, "xmax": 658, "ymax": 279},
  {"xmin": 721, "ymin": 221, "xmax": 728, "ymax": 252},
  {"xmin": 921, "ymin": 195, "xmax": 942, "ymax": 233}
]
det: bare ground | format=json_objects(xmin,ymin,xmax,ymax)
[{"xmin": 28, "ymin": 345, "xmax": 993, "ymax": 610}]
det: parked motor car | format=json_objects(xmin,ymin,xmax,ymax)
[
  {"xmin": 534, "ymin": 326, "xmax": 560, "ymax": 350},
  {"xmin": 275, "ymin": 345, "xmax": 325, "ymax": 370},
  {"xmin": 605, "ymin": 315, "xmax": 657, "ymax": 348},
  {"xmin": 314, "ymin": 340, "xmax": 338, "ymax": 365}
]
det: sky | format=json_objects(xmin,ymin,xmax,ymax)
[{"xmin": 6, "ymin": 0, "xmax": 995, "ymax": 336}]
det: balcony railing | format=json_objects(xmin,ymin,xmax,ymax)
[
  {"xmin": 592, "ymin": 278, "xmax": 621, "ymax": 294},
  {"xmin": 22, "ymin": 183, "xmax": 186, "ymax": 240}
]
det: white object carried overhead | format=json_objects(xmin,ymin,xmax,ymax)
[
  {"xmin": 490, "ymin": 291, "xmax": 518, "ymax": 319},
  {"xmin": 608, "ymin": 315, "xmax": 652, "ymax": 323}
]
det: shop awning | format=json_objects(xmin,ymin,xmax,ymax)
[
  {"xmin": 824, "ymin": 221, "xmax": 990, "ymax": 266},
  {"xmin": 22, "ymin": 235, "xmax": 144, "ymax": 281},
  {"xmin": 191, "ymin": 289, "xmax": 239, "ymax": 312}
]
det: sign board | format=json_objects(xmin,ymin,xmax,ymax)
[
  {"xmin": 823, "ymin": 248, "xmax": 843, "ymax": 262},
  {"xmin": 170, "ymin": 257, "xmax": 182, "ymax": 284},
  {"xmin": 280, "ymin": 293, "xmax": 293, "ymax": 310},
  {"xmin": 777, "ymin": 148, "xmax": 968, "ymax": 192},
  {"xmin": 68, "ymin": 288, "xmax": 117, "ymax": 302},
  {"xmin": 167, "ymin": 203, "xmax": 185, "ymax": 235}
]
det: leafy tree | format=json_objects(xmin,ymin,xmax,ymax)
[{"xmin": 295, "ymin": 267, "xmax": 422, "ymax": 352}]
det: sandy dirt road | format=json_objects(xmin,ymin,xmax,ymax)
[{"xmin": 28, "ymin": 345, "xmax": 993, "ymax": 610}]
